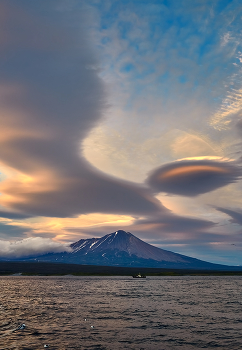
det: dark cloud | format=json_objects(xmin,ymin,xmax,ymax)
[
  {"xmin": 0, "ymin": 222, "xmax": 30, "ymax": 239},
  {"xmin": 0, "ymin": 0, "xmax": 164, "ymax": 218},
  {"xmin": 146, "ymin": 159, "xmax": 242, "ymax": 196},
  {"xmin": 132, "ymin": 214, "xmax": 216, "ymax": 233},
  {"xmin": 6, "ymin": 166, "xmax": 164, "ymax": 217},
  {"xmin": 0, "ymin": 210, "xmax": 32, "ymax": 219},
  {"xmin": 216, "ymin": 207, "xmax": 242, "ymax": 226}
]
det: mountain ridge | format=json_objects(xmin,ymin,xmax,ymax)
[
  {"xmin": 21, "ymin": 230, "xmax": 240, "ymax": 270},
  {"xmin": 70, "ymin": 230, "xmax": 189, "ymax": 263}
]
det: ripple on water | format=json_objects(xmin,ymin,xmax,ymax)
[{"xmin": 0, "ymin": 276, "xmax": 242, "ymax": 349}]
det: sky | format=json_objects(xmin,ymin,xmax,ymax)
[{"xmin": 1, "ymin": 0, "xmax": 242, "ymax": 265}]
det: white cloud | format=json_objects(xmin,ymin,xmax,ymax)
[
  {"xmin": 221, "ymin": 32, "xmax": 231, "ymax": 47},
  {"xmin": 0, "ymin": 237, "xmax": 72, "ymax": 259},
  {"xmin": 210, "ymin": 87, "xmax": 242, "ymax": 130}
]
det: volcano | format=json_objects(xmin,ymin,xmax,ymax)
[{"xmin": 31, "ymin": 230, "xmax": 231, "ymax": 269}]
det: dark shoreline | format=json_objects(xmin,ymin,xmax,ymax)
[{"xmin": 0, "ymin": 261, "xmax": 242, "ymax": 276}]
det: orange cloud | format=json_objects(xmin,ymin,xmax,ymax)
[{"xmin": 159, "ymin": 165, "xmax": 229, "ymax": 180}]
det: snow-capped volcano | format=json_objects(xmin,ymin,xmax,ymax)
[
  {"xmin": 29, "ymin": 230, "xmax": 228, "ymax": 269},
  {"xmin": 70, "ymin": 230, "xmax": 187, "ymax": 263}
]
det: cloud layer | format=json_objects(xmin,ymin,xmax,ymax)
[
  {"xmin": 216, "ymin": 207, "xmax": 242, "ymax": 226},
  {"xmin": 146, "ymin": 159, "xmax": 242, "ymax": 196},
  {"xmin": 0, "ymin": 237, "xmax": 71, "ymax": 259},
  {"xmin": 0, "ymin": 0, "xmax": 163, "ymax": 218}
]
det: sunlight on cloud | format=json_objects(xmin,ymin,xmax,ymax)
[
  {"xmin": 156, "ymin": 193, "xmax": 218, "ymax": 220},
  {"xmin": 158, "ymin": 165, "xmax": 229, "ymax": 180},
  {"xmin": 50, "ymin": 214, "xmax": 135, "ymax": 242},
  {"xmin": 83, "ymin": 125, "xmax": 221, "ymax": 183},
  {"xmin": 0, "ymin": 169, "xmax": 61, "ymax": 210},
  {"xmin": 177, "ymin": 156, "xmax": 232, "ymax": 161},
  {"xmin": 1, "ymin": 213, "xmax": 135, "ymax": 243},
  {"xmin": 171, "ymin": 133, "xmax": 219, "ymax": 159},
  {"xmin": 147, "ymin": 158, "xmax": 241, "ymax": 197},
  {"xmin": 211, "ymin": 87, "xmax": 242, "ymax": 130}
]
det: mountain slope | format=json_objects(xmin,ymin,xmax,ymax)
[
  {"xmin": 30, "ymin": 230, "xmax": 233, "ymax": 269},
  {"xmin": 71, "ymin": 230, "xmax": 188, "ymax": 263}
]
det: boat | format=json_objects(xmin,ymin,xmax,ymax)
[
  {"xmin": 133, "ymin": 272, "xmax": 146, "ymax": 278},
  {"xmin": 17, "ymin": 324, "xmax": 26, "ymax": 330}
]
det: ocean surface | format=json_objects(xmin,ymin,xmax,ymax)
[{"xmin": 0, "ymin": 276, "xmax": 242, "ymax": 350}]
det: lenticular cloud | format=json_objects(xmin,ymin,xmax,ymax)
[
  {"xmin": 0, "ymin": 237, "xmax": 71, "ymax": 259},
  {"xmin": 0, "ymin": 0, "xmax": 162, "ymax": 219},
  {"xmin": 146, "ymin": 159, "xmax": 242, "ymax": 196}
]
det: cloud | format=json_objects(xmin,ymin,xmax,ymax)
[
  {"xmin": 0, "ymin": 222, "xmax": 30, "ymax": 239},
  {"xmin": 0, "ymin": 210, "xmax": 32, "ymax": 219},
  {"xmin": 82, "ymin": 0, "xmax": 242, "ymax": 186},
  {"xmin": 0, "ymin": 0, "xmax": 164, "ymax": 219},
  {"xmin": 146, "ymin": 158, "xmax": 242, "ymax": 196},
  {"xmin": 0, "ymin": 237, "xmax": 71, "ymax": 259},
  {"xmin": 132, "ymin": 214, "xmax": 215, "ymax": 233},
  {"xmin": 74, "ymin": 211, "xmax": 215, "ymax": 241},
  {"xmin": 235, "ymin": 119, "xmax": 242, "ymax": 137},
  {"xmin": 216, "ymin": 207, "xmax": 242, "ymax": 226}
]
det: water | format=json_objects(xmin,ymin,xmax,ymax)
[{"xmin": 0, "ymin": 276, "xmax": 242, "ymax": 349}]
